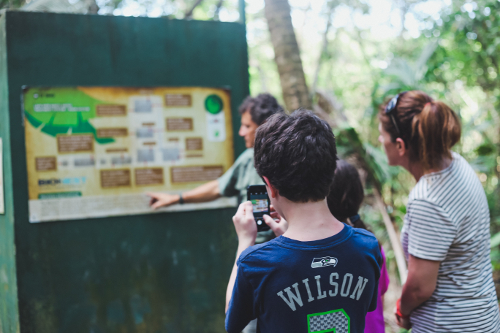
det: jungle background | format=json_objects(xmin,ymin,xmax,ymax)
[{"xmin": 3, "ymin": 0, "xmax": 500, "ymax": 331}]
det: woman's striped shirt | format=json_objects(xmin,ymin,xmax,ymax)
[{"xmin": 401, "ymin": 152, "xmax": 500, "ymax": 332}]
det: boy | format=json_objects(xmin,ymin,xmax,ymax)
[{"xmin": 225, "ymin": 110, "xmax": 382, "ymax": 333}]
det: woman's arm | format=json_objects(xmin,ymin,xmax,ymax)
[
  {"xmin": 395, "ymin": 255, "xmax": 440, "ymax": 329},
  {"xmin": 400, "ymin": 254, "xmax": 440, "ymax": 314}
]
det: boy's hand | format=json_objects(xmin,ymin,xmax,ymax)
[
  {"xmin": 232, "ymin": 201, "xmax": 257, "ymax": 246},
  {"xmin": 263, "ymin": 205, "xmax": 288, "ymax": 237}
]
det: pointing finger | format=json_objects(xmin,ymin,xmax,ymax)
[{"xmin": 151, "ymin": 200, "xmax": 164, "ymax": 210}]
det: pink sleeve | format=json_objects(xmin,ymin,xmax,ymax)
[{"xmin": 379, "ymin": 246, "xmax": 390, "ymax": 295}]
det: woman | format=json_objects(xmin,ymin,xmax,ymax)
[{"xmin": 378, "ymin": 90, "xmax": 500, "ymax": 332}]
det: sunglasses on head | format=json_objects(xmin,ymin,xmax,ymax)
[{"xmin": 384, "ymin": 91, "xmax": 407, "ymax": 141}]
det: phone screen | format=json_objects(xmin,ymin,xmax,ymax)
[
  {"xmin": 247, "ymin": 185, "xmax": 270, "ymax": 231},
  {"xmin": 250, "ymin": 195, "xmax": 269, "ymax": 216}
]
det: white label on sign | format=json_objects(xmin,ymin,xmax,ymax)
[{"xmin": 206, "ymin": 112, "xmax": 226, "ymax": 142}]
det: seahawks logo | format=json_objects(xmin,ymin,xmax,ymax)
[{"xmin": 311, "ymin": 256, "xmax": 338, "ymax": 268}]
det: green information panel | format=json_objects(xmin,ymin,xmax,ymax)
[{"xmin": 23, "ymin": 87, "xmax": 236, "ymax": 223}]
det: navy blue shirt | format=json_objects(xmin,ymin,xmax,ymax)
[{"xmin": 225, "ymin": 224, "xmax": 382, "ymax": 333}]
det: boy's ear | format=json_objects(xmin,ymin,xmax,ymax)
[{"xmin": 263, "ymin": 176, "xmax": 279, "ymax": 199}]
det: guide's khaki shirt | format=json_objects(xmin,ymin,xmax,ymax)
[
  {"xmin": 217, "ymin": 148, "xmax": 263, "ymax": 203},
  {"xmin": 217, "ymin": 148, "xmax": 273, "ymax": 243}
]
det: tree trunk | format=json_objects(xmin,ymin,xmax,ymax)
[
  {"xmin": 264, "ymin": 0, "xmax": 312, "ymax": 111},
  {"xmin": 87, "ymin": 0, "xmax": 98, "ymax": 14}
]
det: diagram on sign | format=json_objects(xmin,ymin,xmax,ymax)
[{"xmin": 23, "ymin": 87, "xmax": 235, "ymax": 223}]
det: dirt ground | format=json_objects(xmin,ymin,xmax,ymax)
[{"xmin": 383, "ymin": 267, "xmax": 403, "ymax": 333}]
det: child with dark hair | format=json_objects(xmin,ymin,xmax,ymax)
[
  {"xmin": 264, "ymin": 159, "xmax": 390, "ymax": 333},
  {"xmin": 225, "ymin": 110, "xmax": 382, "ymax": 333},
  {"xmin": 327, "ymin": 160, "xmax": 389, "ymax": 333}
]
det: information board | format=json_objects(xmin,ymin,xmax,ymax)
[{"xmin": 23, "ymin": 87, "xmax": 236, "ymax": 223}]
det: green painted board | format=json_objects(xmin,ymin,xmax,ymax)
[
  {"xmin": 0, "ymin": 11, "xmax": 19, "ymax": 333},
  {"xmin": 0, "ymin": 11, "xmax": 249, "ymax": 333}
]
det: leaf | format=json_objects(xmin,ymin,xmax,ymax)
[
  {"xmin": 414, "ymin": 40, "xmax": 439, "ymax": 81},
  {"xmin": 475, "ymin": 143, "xmax": 495, "ymax": 156},
  {"xmin": 384, "ymin": 58, "xmax": 416, "ymax": 87},
  {"xmin": 491, "ymin": 232, "xmax": 500, "ymax": 248},
  {"xmin": 378, "ymin": 82, "xmax": 405, "ymax": 96},
  {"xmin": 469, "ymin": 156, "xmax": 495, "ymax": 173},
  {"xmin": 363, "ymin": 142, "xmax": 391, "ymax": 183}
]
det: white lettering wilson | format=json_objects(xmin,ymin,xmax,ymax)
[{"xmin": 277, "ymin": 273, "xmax": 370, "ymax": 311}]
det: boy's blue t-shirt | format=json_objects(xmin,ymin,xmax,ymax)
[{"xmin": 225, "ymin": 224, "xmax": 382, "ymax": 333}]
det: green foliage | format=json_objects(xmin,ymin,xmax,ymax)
[
  {"xmin": 425, "ymin": 0, "xmax": 500, "ymax": 94},
  {"xmin": 0, "ymin": 0, "xmax": 26, "ymax": 9},
  {"xmin": 343, "ymin": 1, "xmax": 500, "ymax": 275},
  {"xmin": 426, "ymin": 1, "xmax": 500, "ymax": 243},
  {"xmin": 364, "ymin": 0, "xmax": 500, "ymax": 269},
  {"xmin": 492, "ymin": 229, "xmax": 500, "ymax": 270},
  {"xmin": 383, "ymin": 41, "xmax": 438, "ymax": 91},
  {"xmin": 491, "ymin": 232, "xmax": 500, "ymax": 248}
]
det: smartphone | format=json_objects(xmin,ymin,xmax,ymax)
[{"xmin": 247, "ymin": 185, "xmax": 270, "ymax": 232}]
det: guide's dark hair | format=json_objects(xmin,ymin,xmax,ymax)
[
  {"xmin": 327, "ymin": 160, "xmax": 368, "ymax": 230},
  {"xmin": 254, "ymin": 109, "xmax": 337, "ymax": 203},
  {"xmin": 238, "ymin": 93, "xmax": 284, "ymax": 126}
]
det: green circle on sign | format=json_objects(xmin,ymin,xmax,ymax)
[{"xmin": 205, "ymin": 95, "xmax": 223, "ymax": 114}]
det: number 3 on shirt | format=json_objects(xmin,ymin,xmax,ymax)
[{"xmin": 307, "ymin": 309, "xmax": 350, "ymax": 333}]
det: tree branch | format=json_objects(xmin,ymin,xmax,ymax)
[
  {"xmin": 373, "ymin": 188, "xmax": 408, "ymax": 284},
  {"xmin": 213, "ymin": 0, "xmax": 223, "ymax": 20},
  {"xmin": 184, "ymin": 0, "xmax": 204, "ymax": 19},
  {"xmin": 311, "ymin": 9, "xmax": 333, "ymax": 97}
]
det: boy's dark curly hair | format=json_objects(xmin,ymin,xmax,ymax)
[{"xmin": 254, "ymin": 109, "xmax": 337, "ymax": 202}]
